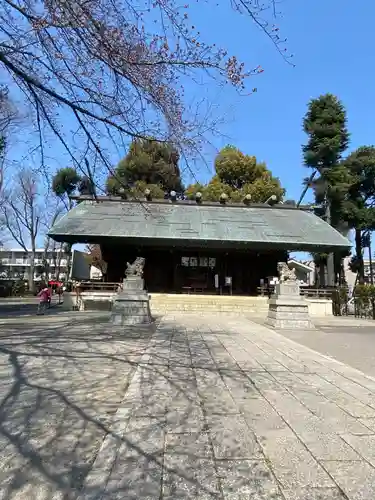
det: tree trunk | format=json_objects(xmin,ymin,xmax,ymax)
[
  {"xmin": 333, "ymin": 253, "xmax": 342, "ymax": 286},
  {"xmin": 314, "ymin": 265, "xmax": 319, "ymax": 287},
  {"xmin": 29, "ymin": 244, "xmax": 36, "ymax": 293},
  {"xmin": 65, "ymin": 243, "xmax": 72, "ymax": 282},
  {"xmin": 319, "ymin": 265, "xmax": 325, "ymax": 287},
  {"xmin": 355, "ymin": 228, "xmax": 364, "ymax": 284},
  {"xmin": 55, "ymin": 243, "xmax": 63, "ymax": 281}
]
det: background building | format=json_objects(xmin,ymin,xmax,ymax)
[
  {"xmin": 0, "ymin": 247, "xmax": 69, "ymax": 281},
  {"xmin": 287, "ymin": 259, "xmax": 315, "ymax": 286},
  {"xmin": 70, "ymin": 249, "xmax": 103, "ymax": 281}
]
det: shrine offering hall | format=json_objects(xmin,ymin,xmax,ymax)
[{"xmin": 49, "ymin": 197, "xmax": 350, "ymax": 296}]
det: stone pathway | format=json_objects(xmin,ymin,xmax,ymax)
[
  {"xmin": 79, "ymin": 314, "xmax": 375, "ymax": 500},
  {"xmin": 0, "ymin": 314, "xmax": 152, "ymax": 500}
]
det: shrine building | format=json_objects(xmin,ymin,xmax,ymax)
[{"xmin": 48, "ymin": 195, "xmax": 350, "ymax": 296}]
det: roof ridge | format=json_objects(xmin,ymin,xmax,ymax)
[{"xmin": 72, "ymin": 196, "xmax": 308, "ymax": 211}]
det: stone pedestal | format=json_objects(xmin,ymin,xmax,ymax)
[
  {"xmin": 110, "ymin": 277, "xmax": 153, "ymax": 326},
  {"xmin": 265, "ymin": 281, "xmax": 314, "ymax": 330}
]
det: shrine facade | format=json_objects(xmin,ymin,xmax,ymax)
[{"xmin": 48, "ymin": 196, "xmax": 351, "ymax": 295}]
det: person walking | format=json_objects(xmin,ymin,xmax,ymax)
[
  {"xmin": 37, "ymin": 285, "xmax": 50, "ymax": 315},
  {"xmin": 56, "ymin": 284, "xmax": 64, "ymax": 304}
]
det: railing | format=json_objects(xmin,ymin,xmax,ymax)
[
  {"xmin": 257, "ymin": 286, "xmax": 336, "ymax": 299},
  {"xmin": 76, "ymin": 281, "xmax": 119, "ymax": 292}
]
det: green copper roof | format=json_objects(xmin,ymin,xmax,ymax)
[{"xmin": 48, "ymin": 200, "xmax": 351, "ymax": 251}]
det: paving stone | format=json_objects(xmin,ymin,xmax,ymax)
[
  {"xmin": 122, "ymin": 393, "xmax": 168, "ymax": 418},
  {"xmin": 322, "ymin": 370, "xmax": 375, "ymax": 398},
  {"xmin": 322, "ymin": 460, "xmax": 375, "ymax": 499},
  {"xmin": 164, "ymin": 431, "xmax": 212, "ymax": 457},
  {"xmin": 200, "ymin": 393, "xmax": 240, "ymax": 415},
  {"xmin": 257, "ymin": 390, "xmax": 317, "ymax": 425},
  {"xmin": 216, "ymin": 459, "xmax": 283, "ymax": 500},
  {"xmin": 240, "ymin": 397, "xmax": 288, "ymax": 433},
  {"xmin": 79, "ymin": 418, "xmax": 165, "ymax": 499},
  {"xmin": 120, "ymin": 417, "xmax": 165, "ymax": 457},
  {"xmin": 100, "ymin": 455, "xmax": 163, "ymax": 499},
  {"xmin": 258, "ymin": 428, "xmax": 335, "ymax": 489},
  {"xmin": 358, "ymin": 417, "xmax": 375, "ymax": 433},
  {"xmin": 341, "ymin": 433, "xmax": 375, "ymax": 466},
  {"xmin": 281, "ymin": 487, "xmax": 346, "ymax": 500},
  {"xmin": 206, "ymin": 414, "xmax": 262, "ymax": 459},
  {"xmin": 296, "ymin": 432, "xmax": 362, "ymax": 461},
  {"xmin": 255, "ymin": 347, "xmax": 307, "ymax": 373},
  {"xmin": 195, "ymin": 370, "xmax": 240, "ymax": 415},
  {"xmin": 224, "ymin": 350, "xmax": 263, "ymax": 369},
  {"xmin": 305, "ymin": 400, "xmax": 372, "ymax": 435},
  {"xmin": 237, "ymin": 361, "xmax": 266, "ymax": 372},
  {"xmin": 168, "ymin": 366, "xmax": 196, "ymax": 380},
  {"xmin": 220, "ymin": 369, "xmax": 259, "ymax": 400},
  {"xmin": 264, "ymin": 375, "xmax": 371, "ymax": 435},
  {"xmin": 162, "ymin": 457, "xmax": 220, "ymax": 499},
  {"xmin": 248, "ymin": 372, "xmax": 290, "ymax": 393},
  {"xmin": 165, "ymin": 404, "xmax": 205, "ymax": 433},
  {"xmin": 294, "ymin": 372, "xmax": 375, "ymax": 419},
  {"xmin": 163, "ymin": 432, "xmax": 220, "ymax": 499}
]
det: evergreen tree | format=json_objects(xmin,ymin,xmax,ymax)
[
  {"xmin": 341, "ymin": 146, "xmax": 375, "ymax": 283},
  {"xmin": 302, "ymin": 94, "xmax": 350, "ymax": 284},
  {"xmin": 52, "ymin": 167, "xmax": 81, "ymax": 210},
  {"xmin": 106, "ymin": 139, "xmax": 183, "ymax": 197},
  {"xmin": 186, "ymin": 146, "xmax": 284, "ymax": 203}
]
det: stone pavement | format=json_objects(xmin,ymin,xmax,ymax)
[
  {"xmin": 0, "ymin": 313, "xmax": 153, "ymax": 500},
  {"xmin": 78, "ymin": 314, "xmax": 375, "ymax": 500},
  {"xmin": 2, "ymin": 313, "xmax": 375, "ymax": 499}
]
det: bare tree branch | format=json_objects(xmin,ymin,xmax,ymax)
[
  {"xmin": 0, "ymin": 168, "xmax": 46, "ymax": 291},
  {"xmin": 0, "ymin": 0, "xmax": 291, "ymax": 184}
]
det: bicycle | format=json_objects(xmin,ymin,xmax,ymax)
[{"xmin": 37, "ymin": 300, "xmax": 48, "ymax": 315}]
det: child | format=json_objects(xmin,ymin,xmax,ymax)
[{"xmin": 37, "ymin": 285, "xmax": 50, "ymax": 315}]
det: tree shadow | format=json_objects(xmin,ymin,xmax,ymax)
[{"xmin": 0, "ymin": 314, "xmax": 277, "ymax": 499}]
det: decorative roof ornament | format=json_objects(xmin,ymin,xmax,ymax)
[
  {"xmin": 243, "ymin": 194, "xmax": 252, "ymax": 205},
  {"xmin": 265, "ymin": 194, "xmax": 277, "ymax": 205},
  {"xmin": 219, "ymin": 193, "xmax": 228, "ymax": 204}
]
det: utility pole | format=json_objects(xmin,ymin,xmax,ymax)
[
  {"xmin": 369, "ymin": 240, "xmax": 373, "ymax": 285},
  {"xmin": 325, "ymin": 196, "xmax": 335, "ymax": 287},
  {"xmin": 362, "ymin": 231, "xmax": 373, "ymax": 285}
]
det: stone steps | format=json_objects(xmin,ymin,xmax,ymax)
[
  {"xmin": 68, "ymin": 291, "xmax": 332, "ymax": 318},
  {"xmin": 149, "ymin": 294, "xmax": 268, "ymax": 316}
]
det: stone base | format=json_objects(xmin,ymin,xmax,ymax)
[
  {"xmin": 110, "ymin": 277, "xmax": 153, "ymax": 326},
  {"xmin": 265, "ymin": 282, "xmax": 315, "ymax": 330}
]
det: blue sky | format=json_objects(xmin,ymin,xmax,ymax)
[{"xmin": 182, "ymin": 0, "xmax": 375, "ymax": 205}]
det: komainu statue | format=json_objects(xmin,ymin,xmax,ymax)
[
  {"xmin": 125, "ymin": 257, "xmax": 145, "ymax": 278},
  {"xmin": 277, "ymin": 262, "xmax": 297, "ymax": 282}
]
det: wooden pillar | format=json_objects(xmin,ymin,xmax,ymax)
[{"xmin": 101, "ymin": 243, "xmax": 123, "ymax": 283}]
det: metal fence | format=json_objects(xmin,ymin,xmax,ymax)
[
  {"xmin": 332, "ymin": 288, "xmax": 375, "ymax": 319},
  {"xmin": 258, "ymin": 286, "xmax": 335, "ymax": 300}
]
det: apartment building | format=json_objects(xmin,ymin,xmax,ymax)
[{"xmin": 0, "ymin": 247, "xmax": 70, "ymax": 281}]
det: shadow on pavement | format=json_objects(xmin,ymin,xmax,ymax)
[
  {"xmin": 0, "ymin": 315, "xmax": 264, "ymax": 499},
  {"xmin": 0, "ymin": 301, "xmax": 68, "ymax": 318}
]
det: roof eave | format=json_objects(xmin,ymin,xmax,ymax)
[{"xmin": 47, "ymin": 232, "xmax": 350, "ymax": 253}]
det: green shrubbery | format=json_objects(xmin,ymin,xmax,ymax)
[
  {"xmin": 11, "ymin": 279, "xmax": 26, "ymax": 297},
  {"xmin": 353, "ymin": 285, "xmax": 375, "ymax": 318}
]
